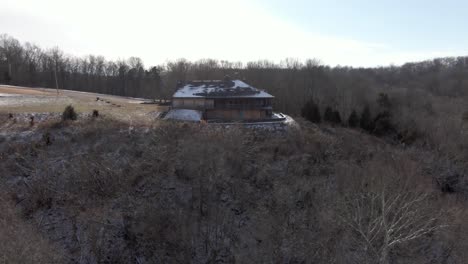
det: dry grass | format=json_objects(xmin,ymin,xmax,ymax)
[
  {"xmin": 0, "ymin": 86, "xmax": 167, "ymax": 124},
  {"xmin": 0, "ymin": 86, "xmax": 54, "ymax": 95},
  {"xmin": 0, "ymin": 194, "xmax": 63, "ymax": 263}
]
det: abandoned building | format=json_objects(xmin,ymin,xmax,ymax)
[{"xmin": 170, "ymin": 79, "xmax": 275, "ymax": 121}]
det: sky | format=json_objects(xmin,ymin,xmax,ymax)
[{"xmin": 1, "ymin": 0, "xmax": 467, "ymax": 67}]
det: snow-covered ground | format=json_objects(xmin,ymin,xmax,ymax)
[
  {"xmin": 164, "ymin": 109, "xmax": 203, "ymax": 122},
  {"xmin": 0, "ymin": 93, "xmax": 18, "ymax": 97}
]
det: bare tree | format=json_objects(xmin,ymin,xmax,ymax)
[{"xmin": 340, "ymin": 181, "xmax": 447, "ymax": 264}]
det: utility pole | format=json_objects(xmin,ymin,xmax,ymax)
[
  {"xmin": 54, "ymin": 61, "xmax": 59, "ymax": 95},
  {"xmin": 8, "ymin": 63, "xmax": 11, "ymax": 84},
  {"xmin": 5, "ymin": 61, "xmax": 13, "ymax": 84}
]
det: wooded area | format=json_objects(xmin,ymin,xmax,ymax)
[
  {"xmin": 2, "ymin": 33, "xmax": 468, "ymax": 158},
  {"xmin": 3, "ymin": 33, "xmax": 468, "ymax": 263},
  {"xmin": 2, "ymin": 33, "xmax": 468, "ymax": 117}
]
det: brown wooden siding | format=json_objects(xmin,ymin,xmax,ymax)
[
  {"xmin": 172, "ymin": 98, "xmax": 213, "ymax": 109},
  {"xmin": 172, "ymin": 97, "xmax": 272, "ymax": 120},
  {"xmin": 206, "ymin": 109, "xmax": 267, "ymax": 120}
]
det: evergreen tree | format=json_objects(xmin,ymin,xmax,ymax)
[
  {"xmin": 377, "ymin": 93, "xmax": 391, "ymax": 109},
  {"xmin": 373, "ymin": 110, "xmax": 394, "ymax": 136},
  {"xmin": 301, "ymin": 99, "xmax": 321, "ymax": 123},
  {"xmin": 348, "ymin": 110, "xmax": 359, "ymax": 127},
  {"xmin": 3, "ymin": 71, "xmax": 11, "ymax": 84},
  {"xmin": 332, "ymin": 110, "xmax": 342, "ymax": 124},
  {"xmin": 62, "ymin": 105, "xmax": 78, "ymax": 121},
  {"xmin": 360, "ymin": 105, "xmax": 374, "ymax": 131},
  {"xmin": 324, "ymin": 106, "xmax": 334, "ymax": 123},
  {"xmin": 324, "ymin": 107, "xmax": 342, "ymax": 124}
]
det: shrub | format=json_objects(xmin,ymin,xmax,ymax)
[
  {"xmin": 62, "ymin": 105, "xmax": 77, "ymax": 121},
  {"xmin": 348, "ymin": 110, "xmax": 359, "ymax": 127},
  {"xmin": 301, "ymin": 99, "xmax": 321, "ymax": 123}
]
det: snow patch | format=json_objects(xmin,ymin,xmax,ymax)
[
  {"xmin": 173, "ymin": 80, "xmax": 274, "ymax": 98},
  {"xmin": 164, "ymin": 109, "xmax": 203, "ymax": 122}
]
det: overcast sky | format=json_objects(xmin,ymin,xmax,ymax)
[{"xmin": 1, "ymin": 0, "xmax": 467, "ymax": 67}]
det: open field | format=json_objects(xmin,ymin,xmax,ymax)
[
  {"xmin": 0, "ymin": 86, "xmax": 50, "ymax": 96},
  {"xmin": 0, "ymin": 85, "xmax": 168, "ymax": 122}
]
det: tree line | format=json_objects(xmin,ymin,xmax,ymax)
[
  {"xmin": 0, "ymin": 34, "xmax": 163, "ymax": 98},
  {"xmin": 2, "ymin": 33, "xmax": 468, "ymax": 117}
]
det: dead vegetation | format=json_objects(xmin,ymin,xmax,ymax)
[
  {"xmin": 0, "ymin": 117, "xmax": 465, "ymax": 263},
  {"xmin": 0, "ymin": 193, "xmax": 63, "ymax": 263},
  {"xmin": 3, "ymin": 33, "xmax": 468, "ymax": 263}
]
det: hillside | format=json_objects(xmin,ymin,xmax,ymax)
[
  {"xmin": 2, "ymin": 34, "xmax": 468, "ymax": 263},
  {"xmin": 0, "ymin": 113, "xmax": 466, "ymax": 263}
]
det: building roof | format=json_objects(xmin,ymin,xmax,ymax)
[{"xmin": 172, "ymin": 80, "xmax": 274, "ymax": 99}]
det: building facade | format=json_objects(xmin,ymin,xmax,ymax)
[{"xmin": 171, "ymin": 80, "xmax": 274, "ymax": 121}]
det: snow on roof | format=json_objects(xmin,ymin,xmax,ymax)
[
  {"xmin": 164, "ymin": 109, "xmax": 202, "ymax": 122},
  {"xmin": 172, "ymin": 80, "xmax": 274, "ymax": 99}
]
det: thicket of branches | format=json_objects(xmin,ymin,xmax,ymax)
[
  {"xmin": 2, "ymin": 31, "xmax": 468, "ymax": 261},
  {"xmin": 0, "ymin": 118, "xmax": 463, "ymax": 263}
]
